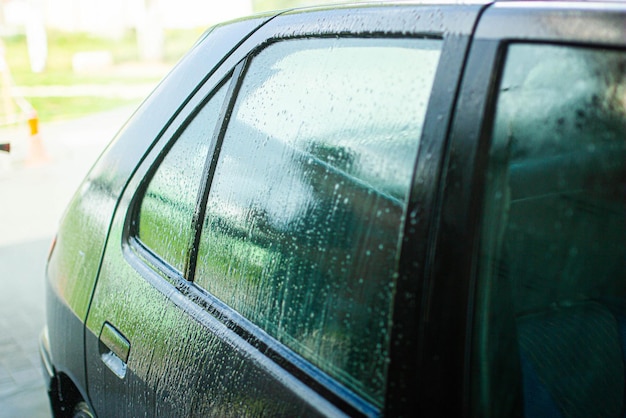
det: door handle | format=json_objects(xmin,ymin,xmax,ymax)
[{"xmin": 99, "ymin": 322, "xmax": 130, "ymax": 379}]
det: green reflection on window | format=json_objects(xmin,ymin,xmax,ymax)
[
  {"xmin": 138, "ymin": 81, "xmax": 229, "ymax": 275},
  {"xmin": 195, "ymin": 37, "xmax": 441, "ymax": 406}
]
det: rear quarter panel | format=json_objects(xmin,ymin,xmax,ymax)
[{"xmin": 45, "ymin": 15, "xmax": 273, "ymax": 399}]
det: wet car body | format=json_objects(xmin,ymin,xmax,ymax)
[{"xmin": 40, "ymin": 1, "xmax": 626, "ymax": 417}]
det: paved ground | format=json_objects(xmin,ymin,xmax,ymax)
[
  {"xmin": 0, "ymin": 104, "xmax": 140, "ymax": 417},
  {"xmin": 0, "ymin": 238, "xmax": 52, "ymax": 418}
]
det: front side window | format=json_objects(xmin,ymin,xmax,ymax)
[
  {"xmin": 193, "ymin": 38, "xmax": 441, "ymax": 405},
  {"xmin": 135, "ymin": 82, "xmax": 229, "ymax": 275},
  {"xmin": 474, "ymin": 44, "xmax": 626, "ymax": 417}
]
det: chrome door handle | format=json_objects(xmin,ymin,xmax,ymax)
[{"xmin": 99, "ymin": 322, "xmax": 130, "ymax": 379}]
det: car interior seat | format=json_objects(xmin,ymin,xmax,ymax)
[{"xmin": 503, "ymin": 79, "xmax": 626, "ymax": 418}]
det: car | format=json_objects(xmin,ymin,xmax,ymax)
[{"xmin": 39, "ymin": 1, "xmax": 626, "ymax": 417}]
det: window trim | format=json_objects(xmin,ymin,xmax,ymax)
[{"xmin": 185, "ymin": 60, "xmax": 246, "ymax": 280}]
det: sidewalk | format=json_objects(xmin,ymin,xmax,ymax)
[
  {"xmin": 0, "ymin": 104, "xmax": 141, "ymax": 245},
  {"xmin": 0, "ymin": 239, "xmax": 52, "ymax": 418},
  {"xmin": 0, "ymin": 105, "xmax": 139, "ymax": 417}
]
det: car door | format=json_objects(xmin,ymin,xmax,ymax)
[
  {"xmin": 419, "ymin": 2, "xmax": 626, "ymax": 417},
  {"xmin": 84, "ymin": 4, "xmax": 485, "ymax": 417}
]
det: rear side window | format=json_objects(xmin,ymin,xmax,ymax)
[
  {"xmin": 136, "ymin": 82, "xmax": 229, "ymax": 275},
  {"xmin": 194, "ymin": 37, "xmax": 441, "ymax": 406},
  {"xmin": 474, "ymin": 44, "xmax": 626, "ymax": 417}
]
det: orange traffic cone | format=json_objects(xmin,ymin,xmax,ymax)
[{"xmin": 25, "ymin": 110, "xmax": 49, "ymax": 166}]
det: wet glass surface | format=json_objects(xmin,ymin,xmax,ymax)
[{"xmin": 194, "ymin": 37, "xmax": 441, "ymax": 405}]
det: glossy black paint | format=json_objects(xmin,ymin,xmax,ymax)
[{"xmin": 386, "ymin": 6, "xmax": 488, "ymax": 417}]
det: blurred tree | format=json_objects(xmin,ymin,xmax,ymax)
[
  {"xmin": 137, "ymin": 0, "xmax": 163, "ymax": 61},
  {"xmin": 26, "ymin": 1, "xmax": 47, "ymax": 72}
]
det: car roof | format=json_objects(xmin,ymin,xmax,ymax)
[{"xmin": 217, "ymin": 0, "xmax": 623, "ymax": 27}]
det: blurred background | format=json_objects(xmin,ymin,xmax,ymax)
[
  {"xmin": 0, "ymin": 1, "xmax": 366, "ymax": 417},
  {"xmin": 0, "ymin": 0, "xmax": 366, "ymax": 128}
]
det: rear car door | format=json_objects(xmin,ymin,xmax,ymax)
[{"xmin": 84, "ymin": 4, "xmax": 485, "ymax": 416}]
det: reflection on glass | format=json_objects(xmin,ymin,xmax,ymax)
[
  {"xmin": 474, "ymin": 45, "xmax": 626, "ymax": 417},
  {"xmin": 138, "ymin": 81, "xmax": 229, "ymax": 274},
  {"xmin": 195, "ymin": 38, "xmax": 441, "ymax": 405}
]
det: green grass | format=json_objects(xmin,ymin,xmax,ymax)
[
  {"xmin": 0, "ymin": 29, "xmax": 202, "ymax": 122},
  {"xmin": 27, "ymin": 96, "xmax": 142, "ymax": 122},
  {"xmin": 3, "ymin": 29, "xmax": 201, "ymax": 85}
]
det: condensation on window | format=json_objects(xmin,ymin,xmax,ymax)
[
  {"xmin": 194, "ymin": 38, "xmax": 441, "ymax": 406},
  {"xmin": 474, "ymin": 44, "xmax": 626, "ymax": 418}
]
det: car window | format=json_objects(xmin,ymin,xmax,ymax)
[
  {"xmin": 136, "ymin": 81, "xmax": 229, "ymax": 275},
  {"xmin": 473, "ymin": 44, "xmax": 626, "ymax": 417},
  {"xmin": 193, "ymin": 37, "xmax": 441, "ymax": 406}
]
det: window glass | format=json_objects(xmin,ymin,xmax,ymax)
[
  {"xmin": 137, "ymin": 81, "xmax": 229, "ymax": 274},
  {"xmin": 194, "ymin": 38, "xmax": 441, "ymax": 405},
  {"xmin": 474, "ymin": 44, "xmax": 626, "ymax": 417}
]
